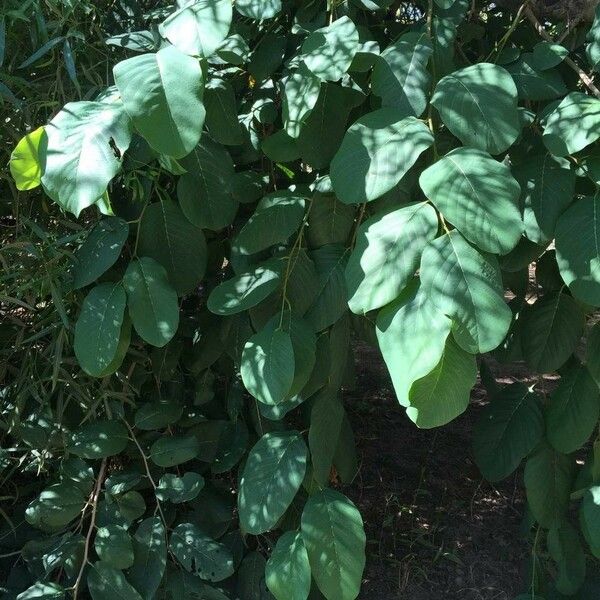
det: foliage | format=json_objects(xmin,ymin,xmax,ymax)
[{"xmin": 4, "ymin": 0, "xmax": 600, "ymax": 598}]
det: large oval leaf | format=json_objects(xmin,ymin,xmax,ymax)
[
  {"xmin": 74, "ymin": 282, "xmax": 126, "ymax": 377},
  {"xmin": 420, "ymin": 231, "xmax": 512, "ymax": 353},
  {"xmin": 266, "ymin": 531, "xmax": 311, "ymax": 600},
  {"xmin": 419, "ymin": 147, "xmax": 522, "ymax": 254},
  {"xmin": 238, "ymin": 431, "xmax": 307, "ymax": 534},
  {"xmin": 150, "ymin": 434, "xmax": 200, "ymax": 467},
  {"xmin": 88, "ymin": 562, "xmax": 143, "ymax": 600},
  {"xmin": 346, "ymin": 202, "xmax": 438, "ymax": 314},
  {"xmin": 330, "ymin": 110, "xmax": 433, "ymax": 205},
  {"xmin": 137, "ymin": 199, "xmax": 207, "ymax": 295},
  {"xmin": 123, "ymin": 257, "xmax": 179, "ymax": 347},
  {"xmin": 431, "ymin": 63, "xmax": 520, "ymax": 154},
  {"xmin": 68, "ymin": 420, "xmax": 129, "ymax": 459},
  {"xmin": 41, "ymin": 101, "xmax": 131, "ymax": 217},
  {"xmin": 300, "ymin": 489, "xmax": 365, "ymax": 600},
  {"xmin": 159, "ymin": 0, "xmax": 232, "ymax": 58},
  {"xmin": 235, "ymin": 0, "xmax": 281, "ymax": 19},
  {"xmin": 113, "ymin": 45, "xmax": 204, "ymax": 158},
  {"xmin": 282, "ymin": 65, "xmax": 321, "ymax": 138},
  {"xmin": 9, "ymin": 126, "xmax": 46, "ymax": 191}
]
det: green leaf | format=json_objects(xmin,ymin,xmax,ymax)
[
  {"xmin": 587, "ymin": 322, "xmax": 600, "ymax": 387},
  {"xmin": 305, "ymin": 244, "xmax": 348, "ymax": 332},
  {"xmin": 431, "ymin": 63, "xmax": 520, "ymax": 154},
  {"xmin": 524, "ymin": 443, "xmax": 574, "ymax": 528},
  {"xmin": 371, "ymin": 32, "xmax": 432, "ymax": 117},
  {"xmin": 95, "ymin": 526, "xmax": 134, "ymax": 569},
  {"xmin": 547, "ymin": 523, "xmax": 586, "ymax": 595},
  {"xmin": 159, "ymin": 0, "xmax": 232, "ymax": 58},
  {"xmin": 543, "ymin": 92, "xmax": 600, "ymax": 156},
  {"xmin": 74, "ymin": 283, "xmax": 126, "ymax": 377},
  {"xmin": 207, "ymin": 260, "xmax": 282, "ymax": 315},
  {"xmin": 68, "ymin": 420, "xmax": 129, "ymax": 459},
  {"xmin": 16, "ymin": 582, "xmax": 64, "ymax": 600},
  {"xmin": 346, "ymin": 202, "xmax": 438, "ymax": 314},
  {"xmin": 306, "ymin": 192, "xmax": 355, "ymax": 249},
  {"xmin": 587, "ymin": 6, "xmax": 600, "ymax": 71},
  {"xmin": 301, "ymin": 489, "xmax": 365, "ymax": 600},
  {"xmin": 283, "ymin": 66, "xmax": 321, "ymax": 138},
  {"xmin": 506, "ymin": 55, "xmax": 567, "ymax": 101},
  {"xmin": 72, "ymin": 218, "xmax": 129, "ymax": 289},
  {"xmin": 127, "ymin": 517, "xmax": 167, "ymax": 600},
  {"xmin": 376, "ymin": 279, "xmax": 451, "ymax": 407},
  {"xmin": 407, "ymin": 335, "xmax": 476, "ymax": 429},
  {"xmin": 309, "ymin": 392, "xmax": 344, "ymax": 486},
  {"xmin": 521, "ymin": 293, "xmax": 584, "ymax": 373},
  {"xmin": 235, "ymin": 0, "xmax": 281, "ymax": 19},
  {"xmin": 134, "ymin": 400, "xmax": 183, "ymax": 430},
  {"xmin": 10, "ymin": 126, "xmax": 46, "ymax": 191},
  {"xmin": 513, "ymin": 154, "xmax": 575, "ymax": 244},
  {"xmin": 123, "ymin": 257, "xmax": 179, "ymax": 347},
  {"xmin": 532, "ymin": 42, "xmax": 568, "ymax": 70},
  {"xmin": 239, "ymin": 432, "xmax": 307, "ymax": 525},
  {"xmin": 156, "ymin": 472, "xmax": 205, "ymax": 503},
  {"xmin": 137, "ymin": 199, "xmax": 207, "ymax": 295},
  {"xmin": 25, "ymin": 483, "xmax": 86, "ymax": 530},
  {"xmin": 555, "ymin": 194, "xmax": 600, "ymax": 305},
  {"xmin": 217, "ymin": 34, "xmax": 250, "ymax": 65},
  {"xmin": 262, "ymin": 130, "xmax": 300, "ymax": 162},
  {"xmin": 113, "ymin": 46, "xmax": 205, "ymax": 158},
  {"xmin": 233, "ymin": 191, "xmax": 306, "ymax": 254},
  {"xmin": 419, "ymin": 147, "xmax": 522, "ymax": 254},
  {"xmin": 88, "ymin": 562, "xmax": 143, "ymax": 600},
  {"xmin": 266, "ymin": 531, "xmax": 311, "ymax": 600},
  {"xmin": 177, "ymin": 138, "xmax": 238, "ymax": 230},
  {"xmin": 473, "ymin": 383, "xmax": 544, "ymax": 481},
  {"xmin": 150, "ymin": 434, "xmax": 200, "ymax": 467},
  {"xmin": 330, "ymin": 110, "xmax": 433, "ymax": 205},
  {"xmin": 170, "ymin": 523, "xmax": 234, "ymax": 582},
  {"xmin": 301, "ymin": 17, "xmax": 359, "ymax": 82},
  {"xmin": 420, "ymin": 231, "xmax": 512, "ymax": 353},
  {"xmin": 546, "ymin": 366, "xmax": 600, "ymax": 454},
  {"xmin": 237, "ymin": 552, "xmax": 271, "ymax": 599},
  {"xmin": 204, "ymin": 79, "xmax": 243, "ymax": 145},
  {"xmin": 241, "ymin": 322, "xmax": 295, "ymax": 405},
  {"xmin": 581, "ymin": 486, "xmax": 600, "ymax": 557},
  {"xmin": 41, "ymin": 101, "xmax": 131, "ymax": 217}
]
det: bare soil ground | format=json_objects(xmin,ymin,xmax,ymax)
[{"xmin": 345, "ymin": 344, "xmax": 530, "ymax": 600}]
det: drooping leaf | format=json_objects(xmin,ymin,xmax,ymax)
[
  {"xmin": 123, "ymin": 257, "xmax": 179, "ymax": 347},
  {"xmin": 306, "ymin": 193, "xmax": 355, "ymax": 249},
  {"xmin": 88, "ymin": 562, "xmax": 143, "ymax": 600},
  {"xmin": 239, "ymin": 431, "xmax": 307, "ymax": 534},
  {"xmin": 376, "ymin": 279, "xmax": 452, "ymax": 407},
  {"xmin": 547, "ymin": 523, "xmax": 586, "ymax": 596},
  {"xmin": 241, "ymin": 322, "xmax": 295, "ymax": 405},
  {"xmin": 524, "ymin": 443, "xmax": 574, "ymax": 528},
  {"xmin": 150, "ymin": 434, "xmax": 200, "ymax": 467},
  {"xmin": 555, "ymin": 194, "xmax": 600, "ymax": 306},
  {"xmin": 159, "ymin": 0, "xmax": 232, "ymax": 58},
  {"xmin": 113, "ymin": 45, "xmax": 205, "ymax": 158},
  {"xmin": 10, "ymin": 126, "xmax": 47, "ymax": 191},
  {"xmin": 431, "ymin": 63, "xmax": 520, "ymax": 154},
  {"xmin": 137, "ymin": 199, "xmax": 207, "ymax": 295},
  {"xmin": 94, "ymin": 525, "xmax": 134, "ymax": 569},
  {"xmin": 420, "ymin": 231, "xmax": 512, "ymax": 353},
  {"xmin": 309, "ymin": 392, "xmax": 344, "ymax": 486},
  {"xmin": 330, "ymin": 110, "xmax": 433, "ymax": 205},
  {"xmin": 473, "ymin": 383, "xmax": 544, "ymax": 481},
  {"xmin": 301, "ymin": 17, "xmax": 359, "ymax": 82},
  {"xmin": 419, "ymin": 147, "xmax": 522, "ymax": 254},
  {"xmin": 41, "ymin": 101, "xmax": 131, "ymax": 217},
  {"xmin": 68, "ymin": 420, "xmax": 129, "ymax": 459},
  {"xmin": 581, "ymin": 486, "xmax": 600, "ymax": 557},
  {"xmin": 546, "ymin": 365, "xmax": 600, "ymax": 454},
  {"xmin": 233, "ymin": 191, "xmax": 306, "ymax": 254},
  {"xmin": 170, "ymin": 523, "xmax": 234, "ymax": 582},
  {"xmin": 346, "ymin": 202, "xmax": 438, "ymax": 314},
  {"xmin": 407, "ymin": 335, "xmax": 476, "ymax": 429},
  {"xmin": 521, "ymin": 293, "xmax": 584, "ymax": 373},
  {"xmin": 543, "ymin": 92, "xmax": 600, "ymax": 156},
  {"xmin": 16, "ymin": 582, "xmax": 65, "ymax": 600},
  {"xmin": 283, "ymin": 66, "xmax": 321, "ymax": 138},
  {"xmin": 72, "ymin": 218, "xmax": 129, "ymax": 289},
  {"xmin": 266, "ymin": 531, "xmax": 311, "ymax": 600},
  {"xmin": 371, "ymin": 32, "xmax": 432, "ymax": 117},
  {"xmin": 301, "ymin": 489, "xmax": 365, "ymax": 600},
  {"xmin": 177, "ymin": 138, "xmax": 238, "ymax": 230},
  {"xmin": 204, "ymin": 78, "xmax": 243, "ymax": 145}
]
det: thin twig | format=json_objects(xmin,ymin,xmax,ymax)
[
  {"xmin": 72, "ymin": 458, "xmax": 107, "ymax": 600},
  {"xmin": 524, "ymin": 7, "xmax": 600, "ymax": 98}
]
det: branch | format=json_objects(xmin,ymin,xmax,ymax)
[
  {"xmin": 524, "ymin": 7, "xmax": 600, "ymax": 99},
  {"xmin": 72, "ymin": 458, "xmax": 107, "ymax": 600}
]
